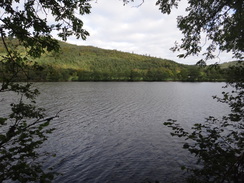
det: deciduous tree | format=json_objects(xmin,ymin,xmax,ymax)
[
  {"xmin": 125, "ymin": 0, "xmax": 243, "ymax": 182},
  {"xmin": 0, "ymin": 0, "xmax": 91, "ymax": 182},
  {"xmin": 125, "ymin": 0, "xmax": 243, "ymax": 63}
]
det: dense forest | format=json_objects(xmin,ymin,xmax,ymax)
[{"xmin": 0, "ymin": 40, "xmax": 239, "ymax": 82}]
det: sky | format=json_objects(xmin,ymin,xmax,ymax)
[{"xmin": 58, "ymin": 0, "xmax": 234, "ymax": 65}]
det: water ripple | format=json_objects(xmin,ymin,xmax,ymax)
[{"xmin": 32, "ymin": 82, "xmax": 230, "ymax": 183}]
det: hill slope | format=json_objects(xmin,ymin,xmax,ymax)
[
  {"xmin": 35, "ymin": 41, "xmax": 199, "ymax": 81},
  {"xmin": 0, "ymin": 40, "xmax": 232, "ymax": 81}
]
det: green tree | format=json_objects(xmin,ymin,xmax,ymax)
[
  {"xmin": 164, "ymin": 63, "xmax": 244, "ymax": 182},
  {"xmin": 0, "ymin": 0, "xmax": 91, "ymax": 182},
  {"xmin": 187, "ymin": 66, "xmax": 200, "ymax": 81},
  {"xmin": 156, "ymin": 0, "xmax": 243, "ymax": 62},
  {"xmin": 125, "ymin": 0, "xmax": 243, "ymax": 62},
  {"xmin": 125, "ymin": 0, "xmax": 243, "ymax": 182}
]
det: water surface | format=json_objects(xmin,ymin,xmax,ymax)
[{"xmin": 10, "ymin": 82, "xmax": 231, "ymax": 182}]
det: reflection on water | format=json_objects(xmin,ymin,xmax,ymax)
[{"xmin": 2, "ymin": 82, "xmax": 229, "ymax": 183}]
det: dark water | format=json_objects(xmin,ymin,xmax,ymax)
[{"xmin": 2, "ymin": 82, "xmax": 230, "ymax": 183}]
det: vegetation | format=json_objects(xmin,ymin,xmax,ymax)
[
  {"xmin": 0, "ymin": 0, "xmax": 243, "ymax": 182},
  {"xmin": 153, "ymin": 0, "xmax": 244, "ymax": 63},
  {"xmin": 132, "ymin": 0, "xmax": 244, "ymax": 182},
  {"xmin": 164, "ymin": 63, "xmax": 244, "ymax": 182},
  {"xmin": 0, "ymin": 0, "xmax": 91, "ymax": 182},
  {"xmin": 0, "ymin": 41, "xmax": 235, "ymax": 82}
]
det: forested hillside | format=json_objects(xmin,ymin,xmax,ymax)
[{"xmin": 0, "ymin": 40, "xmax": 233, "ymax": 81}]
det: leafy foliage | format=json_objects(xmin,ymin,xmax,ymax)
[
  {"xmin": 155, "ymin": 0, "xmax": 244, "ymax": 61},
  {"xmin": 125, "ymin": 0, "xmax": 243, "ymax": 62},
  {"xmin": 164, "ymin": 63, "xmax": 244, "ymax": 182},
  {"xmin": 122, "ymin": 1, "xmax": 244, "ymax": 182},
  {"xmin": 1, "ymin": 1, "xmax": 243, "ymax": 182},
  {"xmin": 0, "ymin": 0, "xmax": 91, "ymax": 182}
]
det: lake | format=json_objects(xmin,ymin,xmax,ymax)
[{"xmin": 4, "ymin": 82, "xmax": 231, "ymax": 182}]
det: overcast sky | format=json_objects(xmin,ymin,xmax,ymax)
[{"xmin": 62, "ymin": 0, "xmax": 234, "ymax": 65}]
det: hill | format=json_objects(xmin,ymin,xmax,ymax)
[
  {"xmin": 33, "ymin": 41, "xmax": 185, "ymax": 81},
  {"xmin": 0, "ymin": 40, "xmax": 233, "ymax": 81},
  {"xmin": 219, "ymin": 61, "xmax": 241, "ymax": 69}
]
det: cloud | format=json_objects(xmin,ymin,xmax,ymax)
[{"xmin": 65, "ymin": 0, "xmax": 234, "ymax": 65}]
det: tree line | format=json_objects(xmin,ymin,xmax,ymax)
[
  {"xmin": 1, "ymin": 0, "xmax": 243, "ymax": 182},
  {"xmin": 0, "ymin": 41, "xmax": 231, "ymax": 82},
  {"xmin": 0, "ymin": 59, "xmax": 229, "ymax": 82}
]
